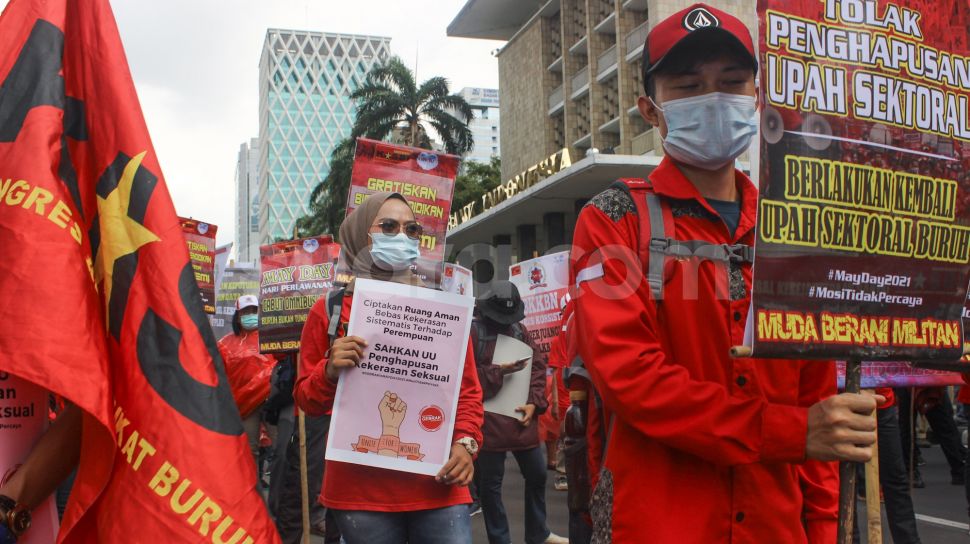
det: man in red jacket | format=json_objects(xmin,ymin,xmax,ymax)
[{"xmin": 570, "ymin": 4, "xmax": 879, "ymax": 543}]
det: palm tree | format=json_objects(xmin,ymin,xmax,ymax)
[
  {"xmin": 351, "ymin": 56, "xmax": 474, "ymax": 155},
  {"xmin": 297, "ymin": 57, "xmax": 474, "ymax": 238}
]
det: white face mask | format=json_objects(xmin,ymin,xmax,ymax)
[{"xmin": 654, "ymin": 92, "xmax": 758, "ymax": 171}]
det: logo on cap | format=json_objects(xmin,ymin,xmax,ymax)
[{"xmin": 683, "ymin": 7, "xmax": 719, "ymax": 31}]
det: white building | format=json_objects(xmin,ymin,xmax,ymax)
[
  {"xmin": 234, "ymin": 138, "xmax": 260, "ymax": 264},
  {"xmin": 458, "ymin": 87, "xmax": 500, "ymax": 164}
]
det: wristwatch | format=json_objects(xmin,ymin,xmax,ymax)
[
  {"xmin": 0, "ymin": 495, "xmax": 29, "ymax": 541},
  {"xmin": 455, "ymin": 437, "xmax": 479, "ymax": 456}
]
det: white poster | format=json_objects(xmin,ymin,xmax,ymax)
[
  {"xmin": 441, "ymin": 263, "xmax": 473, "ymax": 297},
  {"xmin": 482, "ymin": 335, "xmax": 534, "ymax": 419},
  {"xmin": 327, "ymin": 279, "xmax": 474, "ymax": 476}
]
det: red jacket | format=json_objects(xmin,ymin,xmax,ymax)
[
  {"xmin": 571, "ymin": 158, "xmax": 838, "ymax": 544},
  {"xmin": 540, "ymin": 314, "xmax": 572, "ymax": 441},
  {"xmin": 295, "ymin": 292, "xmax": 484, "ymax": 512},
  {"xmin": 217, "ymin": 330, "xmax": 277, "ymax": 418},
  {"xmin": 959, "ymin": 374, "xmax": 970, "ymax": 404}
]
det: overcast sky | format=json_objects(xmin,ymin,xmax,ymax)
[{"xmin": 0, "ymin": 0, "xmax": 502, "ymax": 248}]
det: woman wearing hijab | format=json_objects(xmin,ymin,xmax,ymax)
[
  {"xmin": 295, "ymin": 192, "xmax": 484, "ymax": 544},
  {"xmin": 217, "ymin": 295, "xmax": 279, "ymax": 471}
]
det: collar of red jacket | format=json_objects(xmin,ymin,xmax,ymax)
[{"xmin": 648, "ymin": 156, "xmax": 758, "ymax": 239}]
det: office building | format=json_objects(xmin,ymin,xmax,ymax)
[
  {"xmin": 447, "ymin": 0, "xmax": 755, "ymax": 278},
  {"xmin": 257, "ymin": 29, "xmax": 391, "ymax": 242},
  {"xmin": 234, "ymin": 138, "xmax": 260, "ymax": 263},
  {"xmin": 458, "ymin": 87, "xmax": 501, "ymax": 163}
]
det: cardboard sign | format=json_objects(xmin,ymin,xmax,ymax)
[
  {"xmin": 748, "ymin": 0, "xmax": 970, "ymax": 361},
  {"xmin": 178, "ymin": 217, "xmax": 217, "ymax": 314},
  {"xmin": 327, "ymin": 279, "xmax": 474, "ymax": 476},
  {"xmin": 258, "ymin": 237, "xmax": 340, "ymax": 353},
  {"xmin": 441, "ymin": 263, "xmax": 473, "ymax": 297},
  {"xmin": 510, "ymin": 252, "xmax": 569, "ymax": 368},
  {"xmin": 346, "ymin": 138, "xmax": 459, "ymax": 287},
  {"xmin": 210, "ymin": 266, "xmax": 259, "ymax": 340}
]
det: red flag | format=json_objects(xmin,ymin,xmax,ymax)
[{"xmin": 0, "ymin": 1, "xmax": 281, "ymax": 542}]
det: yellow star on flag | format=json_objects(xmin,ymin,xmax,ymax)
[{"xmin": 93, "ymin": 151, "xmax": 160, "ymax": 322}]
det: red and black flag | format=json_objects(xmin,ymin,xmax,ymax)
[{"xmin": 0, "ymin": 0, "xmax": 281, "ymax": 542}]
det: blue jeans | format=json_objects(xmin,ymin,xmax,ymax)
[
  {"xmin": 477, "ymin": 447, "xmax": 551, "ymax": 544},
  {"xmin": 333, "ymin": 505, "xmax": 472, "ymax": 544}
]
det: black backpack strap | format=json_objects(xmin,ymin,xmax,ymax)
[{"xmin": 326, "ymin": 287, "xmax": 346, "ymax": 342}]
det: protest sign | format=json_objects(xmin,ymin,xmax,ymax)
[
  {"xmin": 327, "ymin": 278, "xmax": 474, "ymax": 476},
  {"xmin": 258, "ymin": 237, "xmax": 340, "ymax": 353},
  {"xmin": 748, "ymin": 0, "xmax": 970, "ymax": 361},
  {"xmin": 510, "ymin": 252, "xmax": 569, "ymax": 367},
  {"xmin": 210, "ymin": 266, "xmax": 260, "ymax": 340},
  {"xmin": 441, "ymin": 263, "xmax": 473, "ymax": 297},
  {"xmin": 836, "ymin": 361, "xmax": 962, "ymax": 389},
  {"xmin": 482, "ymin": 335, "xmax": 534, "ymax": 418},
  {"xmin": 0, "ymin": 373, "xmax": 59, "ymax": 544},
  {"xmin": 346, "ymin": 138, "xmax": 459, "ymax": 286},
  {"xmin": 178, "ymin": 217, "xmax": 217, "ymax": 314},
  {"xmin": 214, "ymin": 242, "xmax": 232, "ymax": 289}
]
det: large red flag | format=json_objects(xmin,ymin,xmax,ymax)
[{"xmin": 0, "ymin": 0, "xmax": 281, "ymax": 542}]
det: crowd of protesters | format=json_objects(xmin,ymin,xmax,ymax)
[{"xmin": 5, "ymin": 3, "xmax": 970, "ymax": 544}]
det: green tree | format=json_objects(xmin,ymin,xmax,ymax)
[
  {"xmin": 296, "ymin": 57, "xmax": 474, "ymax": 239},
  {"xmin": 452, "ymin": 156, "xmax": 501, "ymax": 213}
]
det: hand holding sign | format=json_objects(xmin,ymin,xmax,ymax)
[
  {"xmin": 516, "ymin": 403, "xmax": 537, "ymax": 427},
  {"xmin": 326, "ymin": 336, "xmax": 368, "ymax": 382},
  {"xmin": 805, "ymin": 393, "xmax": 883, "ymax": 462},
  {"xmin": 435, "ymin": 444, "xmax": 474, "ymax": 487}
]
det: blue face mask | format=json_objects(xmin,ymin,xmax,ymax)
[
  {"xmin": 370, "ymin": 233, "xmax": 420, "ymax": 270},
  {"xmin": 240, "ymin": 313, "xmax": 259, "ymax": 330},
  {"xmin": 654, "ymin": 92, "xmax": 757, "ymax": 171}
]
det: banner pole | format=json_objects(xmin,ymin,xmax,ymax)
[
  {"xmin": 864, "ymin": 397, "xmax": 881, "ymax": 544},
  {"xmin": 296, "ymin": 349, "xmax": 311, "ymax": 544},
  {"xmin": 837, "ymin": 359, "xmax": 862, "ymax": 544}
]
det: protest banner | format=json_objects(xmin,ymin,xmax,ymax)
[
  {"xmin": 327, "ymin": 278, "xmax": 474, "ymax": 476},
  {"xmin": 0, "ymin": 0, "xmax": 281, "ymax": 539},
  {"xmin": 510, "ymin": 251, "xmax": 570, "ymax": 368},
  {"xmin": 836, "ymin": 361, "xmax": 962, "ymax": 389},
  {"xmin": 0, "ymin": 373, "xmax": 58, "ymax": 544},
  {"xmin": 211, "ymin": 266, "xmax": 260, "ymax": 340},
  {"xmin": 178, "ymin": 217, "xmax": 218, "ymax": 314},
  {"xmin": 214, "ymin": 242, "xmax": 232, "ymax": 289},
  {"xmin": 441, "ymin": 262, "xmax": 473, "ymax": 297},
  {"xmin": 258, "ymin": 236, "xmax": 340, "ymax": 353},
  {"xmin": 747, "ymin": 0, "xmax": 970, "ymax": 362},
  {"xmin": 346, "ymin": 138, "xmax": 459, "ymax": 286}
]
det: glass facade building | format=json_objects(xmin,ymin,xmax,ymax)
[{"xmin": 257, "ymin": 29, "xmax": 391, "ymax": 242}]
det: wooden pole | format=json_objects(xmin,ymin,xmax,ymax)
[
  {"xmin": 837, "ymin": 360, "xmax": 862, "ymax": 544},
  {"xmin": 864, "ymin": 391, "xmax": 881, "ymax": 544},
  {"xmin": 295, "ymin": 348, "xmax": 310, "ymax": 544},
  {"xmin": 298, "ymin": 408, "xmax": 310, "ymax": 544}
]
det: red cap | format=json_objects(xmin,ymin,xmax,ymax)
[{"xmin": 644, "ymin": 3, "xmax": 756, "ymax": 77}]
